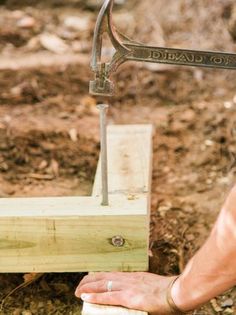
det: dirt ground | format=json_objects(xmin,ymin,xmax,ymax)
[{"xmin": 0, "ymin": 0, "xmax": 236, "ymax": 314}]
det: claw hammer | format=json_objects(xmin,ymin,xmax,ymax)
[
  {"xmin": 90, "ymin": 0, "xmax": 236, "ymax": 96},
  {"xmin": 91, "ymin": 0, "xmax": 236, "ymax": 205}
]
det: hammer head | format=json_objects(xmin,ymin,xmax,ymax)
[
  {"xmin": 90, "ymin": 0, "xmax": 129, "ymax": 96},
  {"xmin": 89, "ymin": 78, "xmax": 114, "ymax": 96},
  {"xmin": 89, "ymin": 0, "xmax": 114, "ymax": 96}
]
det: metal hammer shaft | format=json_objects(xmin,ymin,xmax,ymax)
[{"xmin": 97, "ymin": 104, "xmax": 109, "ymax": 206}]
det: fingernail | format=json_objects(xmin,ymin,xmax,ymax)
[{"xmin": 81, "ymin": 293, "xmax": 90, "ymax": 301}]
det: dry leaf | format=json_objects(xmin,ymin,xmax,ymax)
[
  {"xmin": 38, "ymin": 160, "xmax": 48, "ymax": 170},
  {"xmin": 17, "ymin": 16, "xmax": 36, "ymax": 29},
  {"xmin": 23, "ymin": 273, "xmax": 39, "ymax": 283},
  {"xmin": 210, "ymin": 298, "xmax": 223, "ymax": 313}
]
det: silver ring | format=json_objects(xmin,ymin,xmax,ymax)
[{"xmin": 107, "ymin": 280, "xmax": 113, "ymax": 292}]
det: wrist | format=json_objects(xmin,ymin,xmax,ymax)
[
  {"xmin": 166, "ymin": 277, "xmax": 188, "ymax": 314},
  {"xmin": 171, "ymin": 275, "xmax": 199, "ymax": 312}
]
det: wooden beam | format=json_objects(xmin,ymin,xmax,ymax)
[
  {"xmin": 93, "ymin": 125, "xmax": 153, "ymax": 197},
  {"xmin": 0, "ymin": 195, "xmax": 147, "ymax": 273},
  {"xmin": 82, "ymin": 303, "xmax": 147, "ymax": 315},
  {"xmin": 81, "ymin": 125, "xmax": 152, "ymax": 315},
  {"xmin": 0, "ymin": 125, "xmax": 153, "ymax": 274}
]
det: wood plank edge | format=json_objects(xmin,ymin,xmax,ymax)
[{"xmin": 82, "ymin": 302, "xmax": 148, "ymax": 315}]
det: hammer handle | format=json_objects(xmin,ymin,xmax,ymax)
[{"xmin": 125, "ymin": 43, "xmax": 236, "ymax": 70}]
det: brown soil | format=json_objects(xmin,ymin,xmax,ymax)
[{"xmin": 0, "ymin": 0, "xmax": 236, "ymax": 314}]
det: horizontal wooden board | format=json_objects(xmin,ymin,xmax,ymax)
[
  {"xmin": 0, "ymin": 195, "xmax": 148, "ymax": 273},
  {"xmin": 0, "ymin": 195, "xmax": 147, "ymax": 217}
]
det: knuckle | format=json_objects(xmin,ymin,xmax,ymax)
[
  {"xmin": 82, "ymin": 275, "xmax": 90, "ymax": 283},
  {"xmin": 120, "ymin": 291, "xmax": 133, "ymax": 306},
  {"xmin": 126, "ymin": 292, "xmax": 145, "ymax": 309},
  {"xmin": 101, "ymin": 279, "xmax": 108, "ymax": 290},
  {"xmin": 99, "ymin": 272, "xmax": 108, "ymax": 278}
]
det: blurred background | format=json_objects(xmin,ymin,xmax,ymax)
[{"xmin": 0, "ymin": 1, "xmax": 236, "ymax": 314}]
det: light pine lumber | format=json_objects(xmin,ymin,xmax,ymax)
[
  {"xmin": 0, "ymin": 195, "xmax": 147, "ymax": 217},
  {"xmin": 82, "ymin": 303, "xmax": 147, "ymax": 315},
  {"xmin": 93, "ymin": 124, "xmax": 153, "ymax": 197},
  {"xmin": 0, "ymin": 195, "xmax": 147, "ymax": 272},
  {"xmin": 82, "ymin": 125, "xmax": 152, "ymax": 315}
]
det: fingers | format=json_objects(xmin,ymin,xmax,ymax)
[
  {"xmin": 78, "ymin": 272, "xmax": 147, "ymax": 288},
  {"xmin": 75, "ymin": 273, "xmax": 174, "ymax": 315},
  {"xmin": 75, "ymin": 279, "xmax": 125, "ymax": 297},
  {"xmin": 80, "ymin": 291, "xmax": 133, "ymax": 308},
  {"xmin": 80, "ymin": 291, "xmax": 146, "ymax": 311}
]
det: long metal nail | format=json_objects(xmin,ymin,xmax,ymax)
[{"xmin": 97, "ymin": 104, "xmax": 109, "ymax": 206}]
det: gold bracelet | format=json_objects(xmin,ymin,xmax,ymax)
[{"xmin": 166, "ymin": 276, "xmax": 188, "ymax": 314}]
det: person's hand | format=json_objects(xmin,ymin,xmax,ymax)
[{"xmin": 75, "ymin": 272, "xmax": 177, "ymax": 315}]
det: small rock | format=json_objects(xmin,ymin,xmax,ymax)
[
  {"xmin": 224, "ymin": 101, "xmax": 233, "ymax": 109},
  {"xmin": 21, "ymin": 311, "xmax": 32, "ymax": 315},
  {"xmin": 171, "ymin": 121, "xmax": 185, "ymax": 132},
  {"xmin": 194, "ymin": 69, "xmax": 203, "ymax": 82},
  {"xmin": 58, "ymin": 111, "xmax": 70, "ymax": 119},
  {"xmin": 64, "ymin": 16, "xmax": 90, "ymax": 32},
  {"xmin": 17, "ymin": 16, "xmax": 36, "ymax": 29},
  {"xmin": 81, "ymin": 95, "xmax": 96, "ymax": 107},
  {"xmin": 205, "ymin": 139, "xmax": 214, "ymax": 147},
  {"xmin": 68, "ymin": 128, "xmax": 78, "ymax": 142},
  {"xmin": 39, "ymin": 33, "xmax": 69, "ymax": 54},
  {"xmin": 233, "ymin": 94, "xmax": 236, "ymax": 104},
  {"xmin": 85, "ymin": 0, "xmax": 126, "ymax": 9},
  {"xmin": 221, "ymin": 298, "xmax": 234, "ymax": 308},
  {"xmin": 50, "ymin": 159, "xmax": 59, "ymax": 177},
  {"xmin": 3, "ymin": 115, "xmax": 12, "ymax": 123},
  {"xmin": 38, "ymin": 160, "xmax": 48, "ymax": 170},
  {"xmin": 11, "ymin": 85, "xmax": 23, "ymax": 98},
  {"xmin": 206, "ymin": 178, "xmax": 213, "ymax": 185},
  {"xmin": 0, "ymin": 162, "xmax": 9, "ymax": 171},
  {"xmin": 218, "ymin": 177, "xmax": 230, "ymax": 185},
  {"xmin": 38, "ymin": 301, "xmax": 44, "ymax": 309},
  {"xmin": 180, "ymin": 109, "xmax": 196, "ymax": 122},
  {"xmin": 211, "ymin": 298, "xmax": 223, "ymax": 313},
  {"xmin": 223, "ymin": 308, "xmax": 234, "ymax": 314},
  {"xmin": 186, "ymin": 234, "xmax": 195, "ymax": 242},
  {"xmin": 13, "ymin": 309, "xmax": 22, "ymax": 315},
  {"xmin": 11, "ymin": 10, "xmax": 25, "ymax": 19},
  {"xmin": 0, "ymin": 122, "xmax": 6, "ymax": 129},
  {"xmin": 72, "ymin": 40, "xmax": 90, "ymax": 53},
  {"xmin": 26, "ymin": 36, "xmax": 41, "ymax": 52}
]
